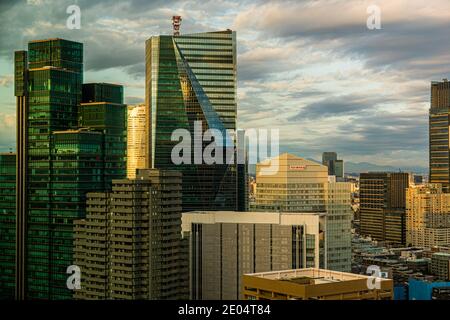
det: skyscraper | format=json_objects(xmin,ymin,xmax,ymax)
[
  {"xmin": 14, "ymin": 39, "xmax": 126, "ymax": 299},
  {"xmin": 145, "ymin": 30, "xmax": 243, "ymax": 211},
  {"xmin": 79, "ymin": 83, "xmax": 127, "ymax": 187},
  {"xmin": 429, "ymin": 79, "xmax": 450, "ymax": 190},
  {"xmin": 0, "ymin": 153, "xmax": 16, "ymax": 299},
  {"xmin": 322, "ymin": 152, "xmax": 344, "ymax": 178},
  {"xmin": 74, "ymin": 169, "xmax": 188, "ymax": 299},
  {"xmin": 15, "ymin": 39, "xmax": 83, "ymax": 299},
  {"xmin": 360, "ymin": 172, "xmax": 410, "ymax": 245},
  {"xmin": 127, "ymin": 104, "xmax": 146, "ymax": 179},
  {"xmin": 254, "ymin": 153, "xmax": 352, "ymax": 271}
]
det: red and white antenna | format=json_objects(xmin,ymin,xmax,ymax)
[{"xmin": 172, "ymin": 16, "xmax": 182, "ymax": 36}]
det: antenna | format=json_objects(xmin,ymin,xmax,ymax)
[{"xmin": 172, "ymin": 16, "xmax": 182, "ymax": 36}]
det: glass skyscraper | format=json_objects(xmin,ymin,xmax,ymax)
[
  {"xmin": 145, "ymin": 30, "xmax": 246, "ymax": 211},
  {"xmin": 14, "ymin": 39, "xmax": 126, "ymax": 299},
  {"xmin": 0, "ymin": 153, "xmax": 16, "ymax": 299},
  {"xmin": 430, "ymin": 79, "xmax": 450, "ymax": 190}
]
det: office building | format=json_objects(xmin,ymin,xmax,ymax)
[
  {"xmin": 15, "ymin": 39, "xmax": 83, "ymax": 299},
  {"xmin": 14, "ymin": 38, "xmax": 126, "ymax": 299},
  {"xmin": 327, "ymin": 182, "xmax": 353, "ymax": 271},
  {"xmin": 322, "ymin": 152, "xmax": 344, "ymax": 178},
  {"xmin": 360, "ymin": 172, "xmax": 409, "ymax": 245},
  {"xmin": 429, "ymin": 79, "xmax": 450, "ymax": 191},
  {"xmin": 254, "ymin": 153, "xmax": 352, "ymax": 271},
  {"xmin": 406, "ymin": 184, "xmax": 450, "ymax": 247},
  {"xmin": 0, "ymin": 153, "xmax": 16, "ymax": 299},
  {"xmin": 182, "ymin": 211, "xmax": 326, "ymax": 300},
  {"xmin": 79, "ymin": 82, "xmax": 127, "ymax": 187},
  {"xmin": 242, "ymin": 268, "xmax": 393, "ymax": 300},
  {"xmin": 127, "ymin": 104, "xmax": 146, "ymax": 179},
  {"xmin": 431, "ymin": 253, "xmax": 450, "ymax": 281},
  {"xmin": 74, "ymin": 169, "xmax": 188, "ymax": 299},
  {"xmin": 145, "ymin": 30, "xmax": 244, "ymax": 211}
]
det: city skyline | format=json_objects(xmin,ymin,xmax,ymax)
[{"xmin": 1, "ymin": 0, "xmax": 450, "ymax": 168}]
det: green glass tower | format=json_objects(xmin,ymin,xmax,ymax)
[
  {"xmin": 14, "ymin": 39, "xmax": 126, "ymax": 299},
  {"xmin": 0, "ymin": 153, "xmax": 16, "ymax": 299},
  {"xmin": 79, "ymin": 83, "xmax": 127, "ymax": 187},
  {"xmin": 145, "ymin": 30, "xmax": 246, "ymax": 211}
]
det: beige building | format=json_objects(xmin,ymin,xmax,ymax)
[
  {"xmin": 242, "ymin": 268, "xmax": 393, "ymax": 300},
  {"xmin": 182, "ymin": 211, "xmax": 326, "ymax": 300},
  {"xmin": 126, "ymin": 104, "xmax": 146, "ymax": 179},
  {"xmin": 73, "ymin": 169, "xmax": 188, "ymax": 300},
  {"xmin": 406, "ymin": 184, "xmax": 450, "ymax": 247},
  {"xmin": 254, "ymin": 153, "xmax": 352, "ymax": 272}
]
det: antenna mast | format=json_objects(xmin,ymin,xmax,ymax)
[{"xmin": 172, "ymin": 16, "xmax": 182, "ymax": 36}]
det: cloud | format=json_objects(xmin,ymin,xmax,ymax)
[{"xmin": 0, "ymin": 75, "xmax": 13, "ymax": 87}]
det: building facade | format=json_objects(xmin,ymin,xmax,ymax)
[
  {"xmin": 406, "ymin": 184, "xmax": 450, "ymax": 247},
  {"xmin": 242, "ymin": 268, "xmax": 393, "ymax": 300},
  {"xmin": 126, "ymin": 104, "xmax": 146, "ymax": 179},
  {"xmin": 431, "ymin": 253, "xmax": 450, "ymax": 281},
  {"xmin": 14, "ymin": 38, "xmax": 126, "ymax": 299},
  {"xmin": 322, "ymin": 152, "xmax": 344, "ymax": 178},
  {"xmin": 360, "ymin": 172, "xmax": 410, "ymax": 245},
  {"xmin": 254, "ymin": 153, "xmax": 352, "ymax": 272},
  {"xmin": 182, "ymin": 211, "xmax": 326, "ymax": 300},
  {"xmin": 0, "ymin": 153, "xmax": 16, "ymax": 299},
  {"xmin": 73, "ymin": 169, "xmax": 188, "ymax": 299},
  {"xmin": 429, "ymin": 79, "xmax": 450, "ymax": 191},
  {"xmin": 145, "ymin": 30, "xmax": 246, "ymax": 211}
]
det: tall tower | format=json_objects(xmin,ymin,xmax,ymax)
[
  {"xmin": 126, "ymin": 104, "xmax": 146, "ymax": 179},
  {"xmin": 14, "ymin": 39, "xmax": 126, "ymax": 299},
  {"xmin": 360, "ymin": 172, "xmax": 410, "ymax": 245},
  {"xmin": 14, "ymin": 39, "xmax": 83, "ymax": 299},
  {"xmin": 430, "ymin": 79, "xmax": 450, "ymax": 190},
  {"xmin": 145, "ymin": 29, "xmax": 241, "ymax": 211}
]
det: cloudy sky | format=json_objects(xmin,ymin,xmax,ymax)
[{"xmin": 1, "ymin": 0, "xmax": 449, "ymax": 168}]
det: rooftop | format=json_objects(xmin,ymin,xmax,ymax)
[{"xmin": 245, "ymin": 268, "xmax": 391, "ymax": 285}]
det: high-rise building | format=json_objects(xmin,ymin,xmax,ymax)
[
  {"xmin": 327, "ymin": 182, "xmax": 353, "ymax": 271},
  {"xmin": 0, "ymin": 153, "xmax": 16, "ymax": 299},
  {"xmin": 254, "ymin": 153, "xmax": 352, "ymax": 271},
  {"xmin": 406, "ymin": 184, "xmax": 450, "ymax": 247},
  {"xmin": 242, "ymin": 268, "xmax": 393, "ymax": 300},
  {"xmin": 15, "ymin": 39, "xmax": 83, "ymax": 299},
  {"xmin": 145, "ymin": 30, "xmax": 244, "ymax": 211},
  {"xmin": 73, "ymin": 169, "xmax": 188, "ymax": 300},
  {"xmin": 360, "ymin": 172, "xmax": 410, "ymax": 245},
  {"xmin": 430, "ymin": 79, "xmax": 450, "ymax": 191},
  {"xmin": 79, "ymin": 83, "xmax": 127, "ymax": 187},
  {"xmin": 322, "ymin": 152, "xmax": 344, "ymax": 178},
  {"xmin": 431, "ymin": 253, "xmax": 450, "ymax": 281},
  {"xmin": 126, "ymin": 104, "xmax": 146, "ymax": 179},
  {"xmin": 14, "ymin": 38, "xmax": 126, "ymax": 299},
  {"xmin": 182, "ymin": 211, "xmax": 326, "ymax": 300}
]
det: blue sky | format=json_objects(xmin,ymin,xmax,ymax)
[{"xmin": 1, "ymin": 0, "xmax": 450, "ymax": 167}]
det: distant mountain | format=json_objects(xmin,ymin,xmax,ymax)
[
  {"xmin": 247, "ymin": 159, "xmax": 427, "ymax": 176},
  {"xmin": 344, "ymin": 162, "xmax": 427, "ymax": 175}
]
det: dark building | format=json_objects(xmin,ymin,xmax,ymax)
[
  {"xmin": 145, "ymin": 30, "xmax": 246, "ymax": 211},
  {"xmin": 0, "ymin": 153, "xmax": 16, "ymax": 299},
  {"xmin": 322, "ymin": 152, "xmax": 344, "ymax": 178},
  {"xmin": 73, "ymin": 169, "xmax": 188, "ymax": 299},
  {"xmin": 14, "ymin": 38, "xmax": 126, "ymax": 299},
  {"xmin": 359, "ymin": 172, "xmax": 409, "ymax": 245},
  {"xmin": 430, "ymin": 79, "xmax": 450, "ymax": 191}
]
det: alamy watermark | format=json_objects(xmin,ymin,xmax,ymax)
[
  {"xmin": 366, "ymin": 265, "xmax": 389, "ymax": 289},
  {"xmin": 66, "ymin": 265, "xmax": 81, "ymax": 290},
  {"xmin": 366, "ymin": 4, "xmax": 381, "ymax": 30},
  {"xmin": 66, "ymin": 5, "xmax": 81, "ymax": 29},
  {"xmin": 171, "ymin": 121, "xmax": 280, "ymax": 175}
]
